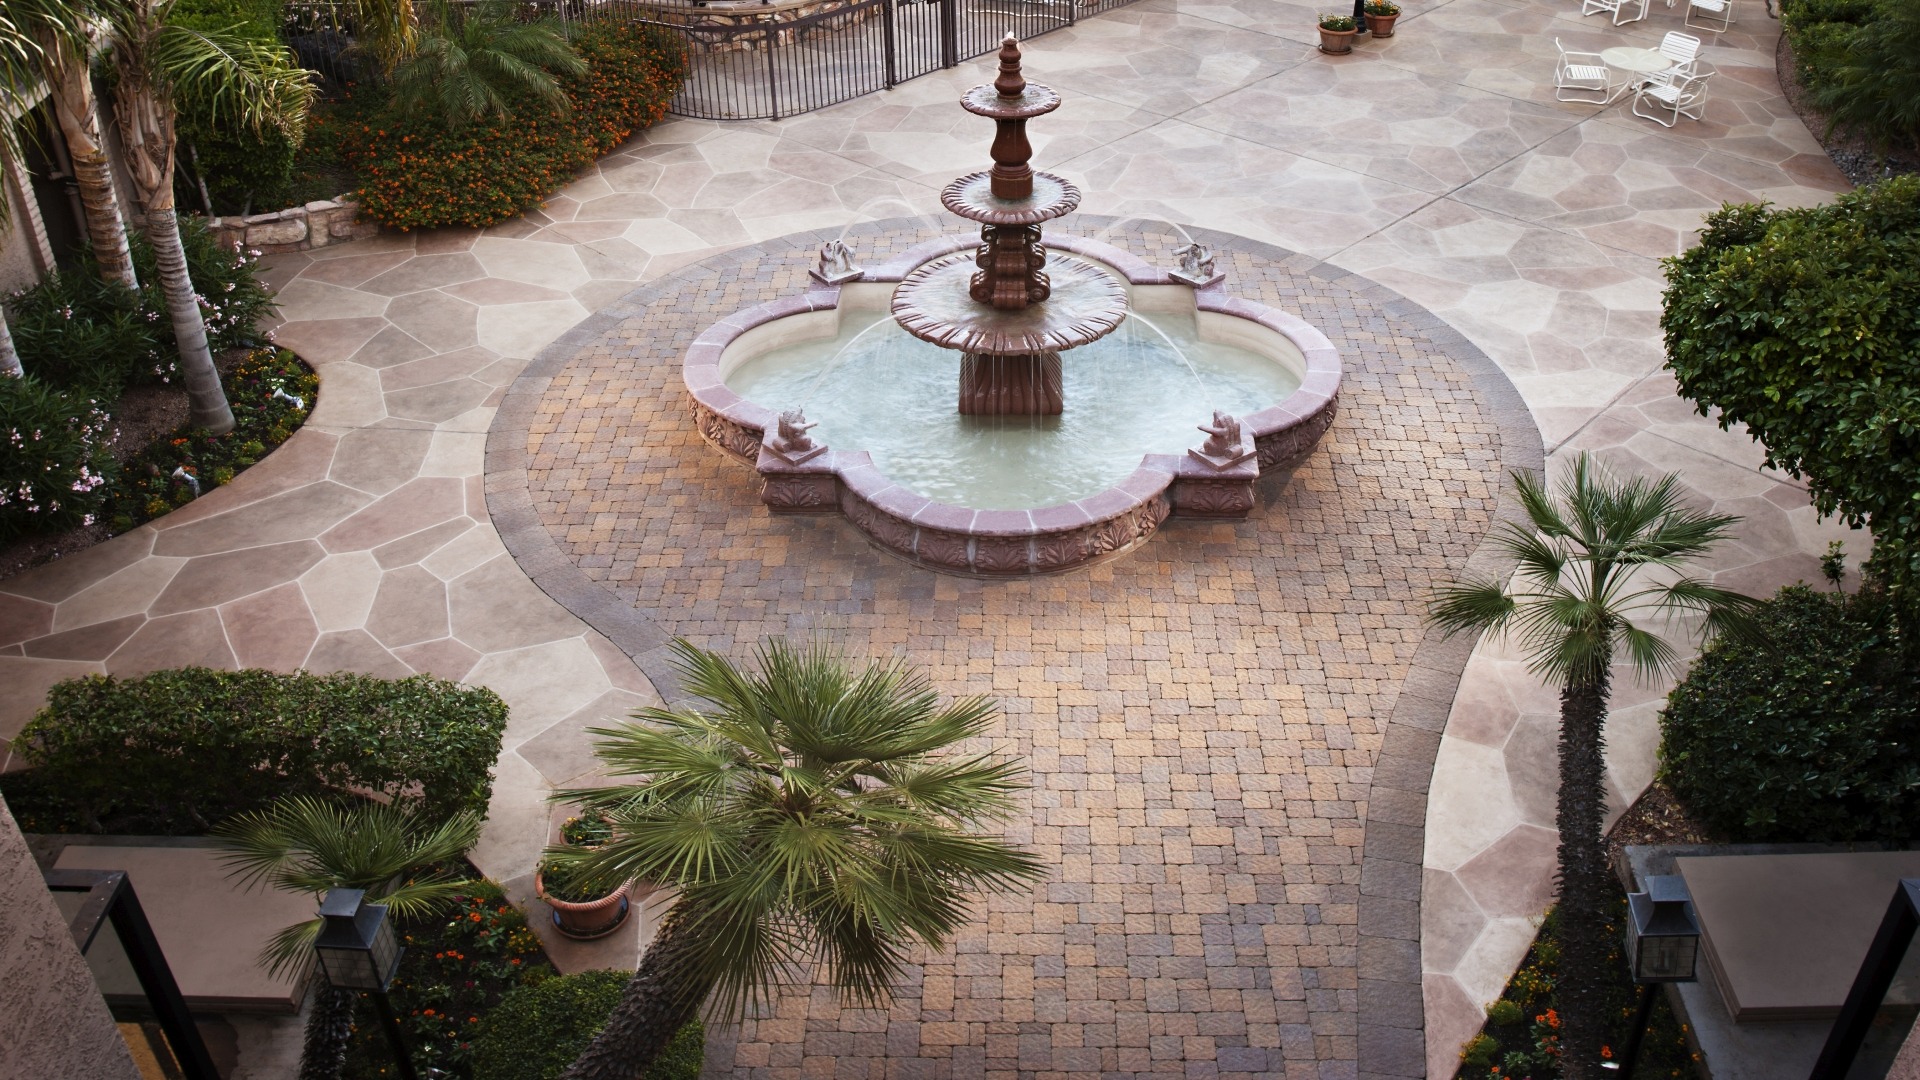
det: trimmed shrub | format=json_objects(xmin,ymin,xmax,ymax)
[
  {"xmin": 473, "ymin": 969, "xmax": 704, "ymax": 1080},
  {"xmin": 1659, "ymin": 585, "xmax": 1920, "ymax": 843},
  {"xmin": 345, "ymin": 20, "xmax": 686, "ymax": 230},
  {"xmin": 0, "ymin": 376, "xmax": 114, "ymax": 539},
  {"xmin": 8, "ymin": 667, "xmax": 508, "ymax": 833},
  {"xmin": 1661, "ymin": 178, "xmax": 1920, "ymax": 596}
]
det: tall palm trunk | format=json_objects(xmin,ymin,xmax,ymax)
[
  {"xmin": 47, "ymin": 55, "xmax": 137, "ymax": 289},
  {"xmin": 112, "ymin": 57, "xmax": 233, "ymax": 433},
  {"xmin": 1555, "ymin": 672, "xmax": 1614, "ymax": 1080},
  {"xmin": 297, "ymin": 985, "xmax": 356, "ymax": 1080},
  {"xmin": 560, "ymin": 911, "xmax": 712, "ymax": 1080},
  {"xmin": 0, "ymin": 306, "xmax": 20, "ymax": 377}
]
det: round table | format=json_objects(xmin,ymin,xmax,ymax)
[{"xmin": 1599, "ymin": 47, "xmax": 1672, "ymax": 101}]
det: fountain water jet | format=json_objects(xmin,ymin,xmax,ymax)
[{"xmin": 680, "ymin": 38, "xmax": 1344, "ymax": 576}]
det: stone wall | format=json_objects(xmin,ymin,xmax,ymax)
[
  {"xmin": 0, "ymin": 793, "xmax": 142, "ymax": 1080},
  {"xmin": 637, "ymin": 0, "xmax": 882, "ymax": 53},
  {"xmin": 204, "ymin": 194, "xmax": 378, "ymax": 255}
]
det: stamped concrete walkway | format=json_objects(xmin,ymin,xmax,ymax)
[{"xmin": 0, "ymin": 0, "xmax": 1865, "ymax": 1075}]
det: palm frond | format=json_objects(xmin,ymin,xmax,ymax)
[
  {"xmin": 149, "ymin": 24, "xmax": 315, "ymax": 142},
  {"xmin": 1427, "ymin": 578, "xmax": 1518, "ymax": 639}
]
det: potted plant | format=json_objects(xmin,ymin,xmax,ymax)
[
  {"xmin": 1362, "ymin": 0, "xmax": 1401, "ymax": 36},
  {"xmin": 535, "ymin": 856, "xmax": 631, "ymax": 939},
  {"xmin": 1318, "ymin": 13, "xmax": 1359, "ymax": 53}
]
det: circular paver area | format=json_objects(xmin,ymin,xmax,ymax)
[{"xmin": 487, "ymin": 219, "xmax": 1543, "ymax": 1079}]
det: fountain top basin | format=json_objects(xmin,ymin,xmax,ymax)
[{"xmin": 892, "ymin": 249, "xmax": 1127, "ymax": 355}]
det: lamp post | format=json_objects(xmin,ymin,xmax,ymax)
[
  {"xmin": 1605, "ymin": 875, "xmax": 1702, "ymax": 1079},
  {"xmin": 314, "ymin": 888, "xmax": 419, "ymax": 1080}
]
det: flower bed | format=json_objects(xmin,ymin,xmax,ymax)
[
  {"xmin": 339, "ymin": 21, "xmax": 687, "ymax": 231},
  {"xmin": 1455, "ymin": 898, "xmax": 1701, "ymax": 1080}
]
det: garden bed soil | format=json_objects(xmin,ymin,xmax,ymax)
[
  {"xmin": 1775, "ymin": 30, "xmax": 1919, "ymax": 185},
  {"xmin": 1608, "ymin": 780, "xmax": 1721, "ymax": 879},
  {"xmin": 0, "ymin": 346, "xmax": 298, "ymax": 582}
]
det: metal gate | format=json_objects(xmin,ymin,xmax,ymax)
[{"xmin": 650, "ymin": 0, "xmax": 1089, "ymax": 121}]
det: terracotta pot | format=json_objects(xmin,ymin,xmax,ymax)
[
  {"xmin": 1317, "ymin": 25, "xmax": 1358, "ymax": 52},
  {"xmin": 1363, "ymin": 12, "xmax": 1398, "ymax": 35},
  {"xmin": 536, "ymin": 871, "xmax": 632, "ymax": 940}
]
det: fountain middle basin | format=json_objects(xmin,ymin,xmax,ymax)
[{"xmin": 684, "ymin": 233, "xmax": 1342, "ymax": 576}]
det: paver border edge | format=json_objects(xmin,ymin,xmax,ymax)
[{"xmin": 484, "ymin": 218, "xmax": 1546, "ymax": 1069}]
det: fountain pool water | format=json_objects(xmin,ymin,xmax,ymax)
[{"xmin": 726, "ymin": 288, "xmax": 1301, "ymax": 510}]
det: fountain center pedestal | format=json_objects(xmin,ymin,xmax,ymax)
[{"xmin": 889, "ymin": 34, "xmax": 1128, "ymax": 415}]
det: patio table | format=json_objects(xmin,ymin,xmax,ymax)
[{"xmin": 1599, "ymin": 45, "xmax": 1672, "ymax": 101}]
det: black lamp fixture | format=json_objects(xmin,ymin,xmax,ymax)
[
  {"xmin": 315, "ymin": 888, "xmax": 419, "ymax": 1080},
  {"xmin": 1606, "ymin": 875, "xmax": 1701, "ymax": 1079},
  {"xmin": 1625, "ymin": 875, "xmax": 1702, "ymax": 983}
]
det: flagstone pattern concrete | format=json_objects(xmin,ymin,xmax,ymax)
[{"xmin": 0, "ymin": 0, "xmax": 1869, "ymax": 1074}]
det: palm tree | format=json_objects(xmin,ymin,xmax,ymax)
[
  {"xmin": 214, "ymin": 797, "xmax": 482, "ymax": 1080},
  {"xmin": 384, "ymin": 0, "xmax": 583, "ymax": 129},
  {"xmin": 1427, "ymin": 454, "xmax": 1758, "ymax": 1080},
  {"xmin": 7, "ymin": 0, "xmax": 141, "ymax": 290},
  {"xmin": 101, "ymin": 0, "xmax": 313, "ymax": 433},
  {"xmin": 0, "ymin": 7, "xmax": 48, "ymax": 376},
  {"xmin": 551, "ymin": 639, "xmax": 1047, "ymax": 1080}
]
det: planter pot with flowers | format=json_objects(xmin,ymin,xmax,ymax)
[
  {"xmin": 1363, "ymin": 0, "xmax": 1401, "ymax": 37},
  {"xmin": 536, "ymin": 808, "xmax": 630, "ymax": 939},
  {"xmin": 1318, "ymin": 14, "xmax": 1359, "ymax": 53},
  {"xmin": 536, "ymin": 856, "xmax": 631, "ymax": 940}
]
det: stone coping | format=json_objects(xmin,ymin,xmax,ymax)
[
  {"xmin": 680, "ymin": 231, "xmax": 1343, "ymax": 576},
  {"xmin": 485, "ymin": 218, "xmax": 1546, "ymax": 1076}
]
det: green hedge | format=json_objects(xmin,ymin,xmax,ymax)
[
  {"xmin": 1661, "ymin": 179, "xmax": 1920, "ymax": 596},
  {"xmin": 1659, "ymin": 585, "xmax": 1920, "ymax": 843},
  {"xmin": 7, "ymin": 668, "xmax": 507, "ymax": 834},
  {"xmin": 473, "ymin": 969, "xmax": 703, "ymax": 1080},
  {"xmin": 344, "ymin": 20, "xmax": 686, "ymax": 230}
]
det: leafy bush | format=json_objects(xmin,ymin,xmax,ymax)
[
  {"xmin": 1781, "ymin": 0, "xmax": 1920, "ymax": 151},
  {"xmin": 1660, "ymin": 584, "xmax": 1920, "ymax": 843},
  {"xmin": 1661, "ymin": 178, "xmax": 1920, "ymax": 596},
  {"xmin": 473, "ymin": 969, "xmax": 704, "ymax": 1080},
  {"xmin": 1780, "ymin": 0, "xmax": 1879, "ymax": 91},
  {"xmin": 0, "ymin": 377, "xmax": 114, "ymax": 539},
  {"xmin": 6, "ymin": 667, "xmax": 508, "ymax": 834},
  {"xmin": 8, "ymin": 273, "xmax": 162, "ymax": 396},
  {"xmin": 104, "ymin": 347, "xmax": 316, "ymax": 531},
  {"xmin": 344, "ymin": 20, "xmax": 685, "ymax": 230}
]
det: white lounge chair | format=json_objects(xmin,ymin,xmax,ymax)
[
  {"xmin": 1554, "ymin": 38, "xmax": 1614, "ymax": 102},
  {"xmin": 1632, "ymin": 70, "xmax": 1713, "ymax": 126},
  {"xmin": 1687, "ymin": 0, "xmax": 1734, "ymax": 31}
]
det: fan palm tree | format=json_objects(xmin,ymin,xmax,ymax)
[
  {"xmin": 550, "ymin": 639, "xmax": 1047, "ymax": 1080},
  {"xmin": 211, "ymin": 795, "xmax": 483, "ymax": 975},
  {"xmin": 0, "ymin": 6, "xmax": 51, "ymax": 376},
  {"xmin": 384, "ymin": 0, "xmax": 583, "ymax": 129},
  {"xmin": 7, "ymin": 0, "xmax": 141, "ymax": 290},
  {"xmin": 100, "ymin": 0, "xmax": 314, "ymax": 433},
  {"xmin": 1427, "ymin": 454, "xmax": 1758, "ymax": 1080},
  {"xmin": 213, "ymin": 796, "xmax": 480, "ymax": 1080}
]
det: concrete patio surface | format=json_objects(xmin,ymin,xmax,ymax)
[{"xmin": 0, "ymin": 0, "xmax": 1867, "ymax": 1074}]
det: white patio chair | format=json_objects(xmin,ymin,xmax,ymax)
[
  {"xmin": 1553, "ymin": 38, "xmax": 1614, "ymax": 102},
  {"xmin": 1580, "ymin": 0, "xmax": 1623, "ymax": 19},
  {"xmin": 1658, "ymin": 30, "xmax": 1703, "ymax": 76},
  {"xmin": 1687, "ymin": 0, "xmax": 1734, "ymax": 30},
  {"xmin": 1632, "ymin": 69, "xmax": 1713, "ymax": 126}
]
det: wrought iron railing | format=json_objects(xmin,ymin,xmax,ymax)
[{"xmin": 282, "ymin": 0, "xmax": 1138, "ymax": 120}]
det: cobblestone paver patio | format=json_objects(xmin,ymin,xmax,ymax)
[{"xmin": 0, "ymin": 0, "xmax": 1869, "ymax": 1076}]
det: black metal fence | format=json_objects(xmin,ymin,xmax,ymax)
[{"xmin": 283, "ymin": 0, "xmax": 1139, "ymax": 120}]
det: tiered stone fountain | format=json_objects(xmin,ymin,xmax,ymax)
[{"xmin": 683, "ymin": 36, "xmax": 1342, "ymax": 576}]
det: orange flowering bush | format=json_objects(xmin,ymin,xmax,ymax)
[{"xmin": 343, "ymin": 21, "xmax": 688, "ymax": 230}]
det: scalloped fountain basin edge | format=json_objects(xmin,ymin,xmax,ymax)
[{"xmin": 683, "ymin": 233, "xmax": 1342, "ymax": 577}]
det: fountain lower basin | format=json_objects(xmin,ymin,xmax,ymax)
[{"xmin": 683, "ymin": 233, "xmax": 1341, "ymax": 576}]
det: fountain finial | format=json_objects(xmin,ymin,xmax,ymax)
[{"xmin": 994, "ymin": 35, "xmax": 1026, "ymax": 98}]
